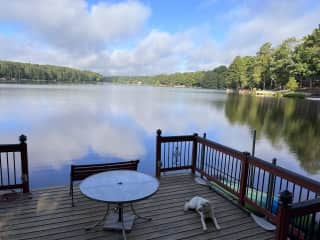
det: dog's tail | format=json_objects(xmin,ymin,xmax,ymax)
[{"xmin": 213, "ymin": 217, "xmax": 221, "ymax": 230}]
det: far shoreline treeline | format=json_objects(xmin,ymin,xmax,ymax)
[
  {"xmin": 0, "ymin": 26, "xmax": 319, "ymax": 90},
  {"xmin": 0, "ymin": 61, "xmax": 103, "ymax": 84},
  {"xmin": 107, "ymin": 26, "xmax": 320, "ymax": 91}
]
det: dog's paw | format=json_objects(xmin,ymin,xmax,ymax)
[{"xmin": 203, "ymin": 227, "xmax": 208, "ymax": 232}]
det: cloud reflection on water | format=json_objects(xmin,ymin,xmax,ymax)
[{"xmin": 0, "ymin": 84, "xmax": 319, "ymax": 186}]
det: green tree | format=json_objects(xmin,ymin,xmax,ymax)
[
  {"xmin": 256, "ymin": 43, "xmax": 273, "ymax": 89},
  {"xmin": 270, "ymin": 38, "xmax": 297, "ymax": 89},
  {"xmin": 226, "ymin": 56, "xmax": 247, "ymax": 89},
  {"xmin": 285, "ymin": 77, "xmax": 298, "ymax": 91},
  {"xmin": 294, "ymin": 27, "xmax": 320, "ymax": 87}
]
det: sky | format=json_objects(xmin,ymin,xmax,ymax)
[{"xmin": 0, "ymin": 0, "xmax": 319, "ymax": 76}]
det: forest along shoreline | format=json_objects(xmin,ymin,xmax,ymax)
[{"xmin": 1, "ymin": 26, "xmax": 319, "ymax": 99}]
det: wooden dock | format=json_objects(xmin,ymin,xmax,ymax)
[{"xmin": 0, "ymin": 173, "xmax": 274, "ymax": 240}]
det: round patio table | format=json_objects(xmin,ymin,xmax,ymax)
[{"xmin": 80, "ymin": 170, "xmax": 159, "ymax": 240}]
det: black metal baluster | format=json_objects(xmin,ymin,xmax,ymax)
[
  {"xmin": 216, "ymin": 150, "xmax": 221, "ymax": 178},
  {"xmin": 163, "ymin": 142, "xmax": 166, "ymax": 169},
  {"xmin": 220, "ymin": 152, "xmax": 225, "ymax": 182},
  {"xmin": 255, "ymin": 168, "xmax": 261, "ymax": 204},
  {"xmin": 260, "ymin": 170, "xmax": 266, "ymax": 207},
  {"xmin": 0, "ymin": 153, "xmax": 3, "ymax": 185},
  {"xmin": 226, "ymin": 155, "xmax": 231, "ymax": 186},
  {"xmin": 6, "ymin": 152, "xmax": 10, "ymax": 185},
  {"xmin": 298, "ymin": 186, "xmax": 303, "ymax": 202},
  {"xmin": 179, "ymin": 141, "xmax": 182, "ymax": 167},
  {"xmin": 250, "ymin": 165, "xmax": 255, "ymax": 201},
  {"xmin": 223, "ymin": 153, "xmax": 228, "ymax": 183},
  {"xmin": 213, "ymin": 149, "xmax": 218, "ymax": 177},
  {"xmin": 168, "ymin": 142, "xmax": 171, "ymax": 168},
  {"xmin": 206, "ymin": 146, "xmax": 210, "ymax": 174},
  {"xmin": 317, "ymin": 213, "xmax": 320, "ymax": 240},
  {"xmin": 183, "ymin": 141, "xmax": 186, "ymax": 167},
  {"xmin": 204, "ymin": 146, "xmax": 208, "ymax": 174},
  {"xmin": 13, "ymin": 152, "xmax": 17, "ymax": 185},
  {"xmin": 235, "ymin": 159, "xmax": 241, "ymax": 193},
  {"xmin": 270, "ymin": 175, "xmax": 277, "ymax": 212},
  {"xmin": 209, "ymin": 148, "xmax": 214, "ymax": 177},
  {"xmin": 188, "ymin": 141, "xmax": 191, "ymax": 166},
  {"xmin": 297, "ymin": 215, "xmax": 303, "ymax": 239},
  {"xmin": 303, "ymin": 212, "xmax": 309, "ymax": 238},
  {"xmin": 306, "ymin": 190, "xmax": 310, "ymax": 200},
  {"xmin": 230, "ymin": 156, "xmax": 235, "ymax": 191},
  {"xmin": 292, "ymin": 183, "xmax": 296, "ymax": 202},
  {"xmin": 309, "ymin": 212, "xmax": 316, "ymax": 238}
]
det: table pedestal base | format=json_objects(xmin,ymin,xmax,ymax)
[{"xmin": 103, "ymin": 213, "xmax": 136, "ymax": 231}]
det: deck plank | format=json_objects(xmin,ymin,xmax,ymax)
[{"xmin": 0, "ymin": 173, "xmax": 274, "ymax": 240}]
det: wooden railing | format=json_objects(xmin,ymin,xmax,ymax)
[
  {"xmin": 0, "ymin": 135, "xmax": 29, "ymax": 193},
  {"xmin": 155, "ymin": 130, "xmax": 320, "ymax": 240},
  {"xmin": 276, "ymin": 191, "xmax": 320, "ymax": 239}
]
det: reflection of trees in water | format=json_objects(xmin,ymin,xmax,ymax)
[{"xmin": 224, "ymin": 95, "xmax": 320, "ymax": 173}]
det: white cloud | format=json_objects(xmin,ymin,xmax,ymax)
[
  {"xmin": 0, "ymin": 0, "xmax": 150, "ymax": 53},
  {"xmin": 0, "ymin": 0, "xmax": 319, "ymax": 75},
  {"xmin": 222, "ymin": 0, "xmax": 320, "ymax": 62}
]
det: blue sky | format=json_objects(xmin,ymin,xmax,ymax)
[{"xmin": 0, "ymin": 0, "xmax": 319, "ymax": 75}]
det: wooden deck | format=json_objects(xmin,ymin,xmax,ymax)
[{"xmin": 0, "ymin": 173, "xmax": 275, "ymax": 240}]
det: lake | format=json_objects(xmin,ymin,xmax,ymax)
[{"xmin": 0, "ymin": 84, "xmax": 319, "ymax": 188}]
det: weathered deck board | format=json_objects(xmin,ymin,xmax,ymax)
[{"xmin": 0, "ymin": 173, "xmax": 275, "ymax": 240}]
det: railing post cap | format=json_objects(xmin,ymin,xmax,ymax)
[
  {"xmin": 279, "ymin": 190, "xmax": 293, "ymax": 206},
  {"xmin": 19, "ymin": 134, "xmax": 27, "ymax": 143},
  {"xmin": 156, "ymin": 129, "xmax": 162, "ymax": 136},
  {"xmin": 243, "ymin": 151, "xmax": 250, "ymax": 156}
]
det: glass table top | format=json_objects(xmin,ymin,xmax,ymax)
[{"xmin": 80, "ymin": 170, "xmax": 160, "ymax": 203}]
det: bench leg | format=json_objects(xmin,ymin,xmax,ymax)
[{"xmin": 70, "ymin": 183, "xmax": 74, "ymax": 207}]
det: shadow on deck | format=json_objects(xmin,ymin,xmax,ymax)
[{"xmin": 0, "ymin": 173, "xmax": 274, "ymax": 240}]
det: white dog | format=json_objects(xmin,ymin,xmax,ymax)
[{"xmin": 184, "ymin": 196, "xmax": 221, "ymax": 231}]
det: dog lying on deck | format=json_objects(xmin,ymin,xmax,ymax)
[{"xmin": 184, "ymin": 196, "xmax": 221, "ymax": 231}]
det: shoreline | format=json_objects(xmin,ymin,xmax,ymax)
[{"xmin": 226, "ymin": 88, "xmax": 320, "ymax": 99}]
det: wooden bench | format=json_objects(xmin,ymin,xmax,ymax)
[{"xmin": 69, "ymin": 160, "xmax": 139, "ymax": 206}]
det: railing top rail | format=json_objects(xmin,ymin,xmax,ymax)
[
  {"xmin": 0, "ymin": 144, "xmax": 22, "ymax": 152},
  {"xmin": 290, "ymin": 198, "xmax": 320, "ymax": 216},
  {"xmin": 249, "ymin": 155, "xmax": 320, "ymax": 194},
  {"xmin": 159, "ymin": 135, "xmax": 195, "ymax": 142},
  {"xmin": 196, "ymin": 136, "xmax": 247, "ymax": 160}
]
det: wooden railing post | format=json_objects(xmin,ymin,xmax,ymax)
[
  {"xmin": 275, "ymin": 190, "xmax": 293, "ymax": 240},
  {"xmin": 239, "ymin": 151, "xmax": 250, "ymax": 206},
  {"xmin": 19, "ymin": 134, "xmax": 30, "ymax": 193},
  {"xmin": 191, "ymin": 133, "xmax": 198, "ymax": 175},
  {"xmin": 200, "ymin": 133, "xmax": 206, "ymax": 178},
  {"xmin": 156, "ymin": 129, "xmax": 162, "ymax": 178}
]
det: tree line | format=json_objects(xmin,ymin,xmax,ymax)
[
  {"xmin": 109, "ymin": 26, "xmax": 320, "ymax": 90},
  {"xmin": 0, "ymin": 61, "xmax": 103, "ymax": 83},
  {"xmin": 0, "ymin": 26, "xmax": 319, "ymax": 89}
]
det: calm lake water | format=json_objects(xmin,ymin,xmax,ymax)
[{"xmin": 0, "ymin": 84, "xmax": 319, "ymax": 188}]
